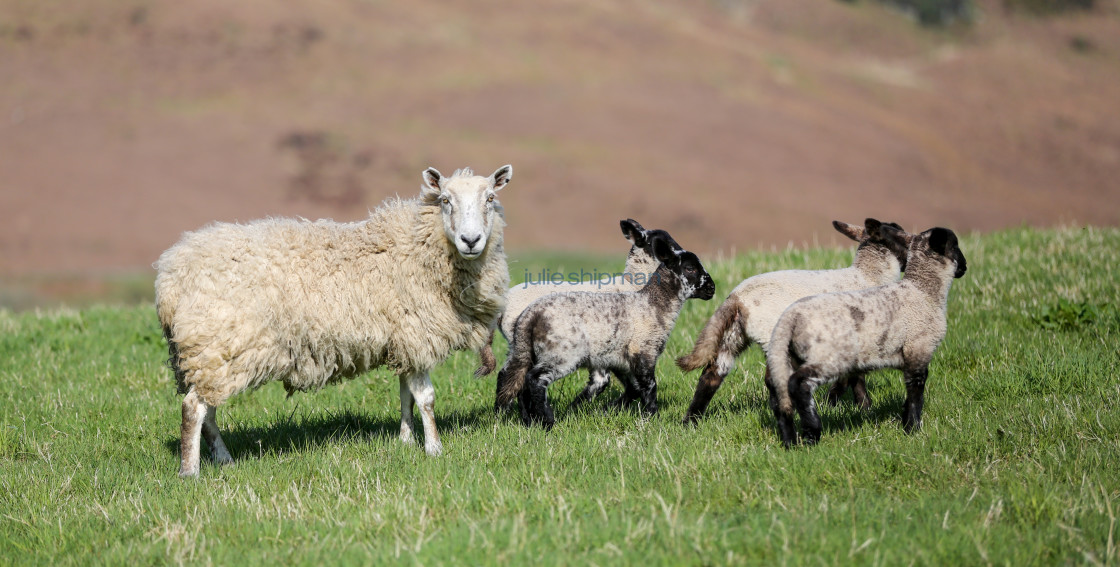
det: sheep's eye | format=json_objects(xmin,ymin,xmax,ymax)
[
  {"xmin": 441, "ymin": 198, "xmax": 450, "ymax": 205},
  {"xmin": 486, "ymin": 194, "xmax": 494, "ymax": 203}
]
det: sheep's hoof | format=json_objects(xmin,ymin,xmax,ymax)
[
  {"xmin": 179, "ymin": 468, "xmax": 199, "ymax": 478},
  {"xmin": 682, "ymin": 413, "xmax": 700, "ymax": 426},
  {"xmin": 400, "ymin": 429, "xmax": 416, "ymax": 445},
  {"xmin": 425, "ymin": 440, "xmax": 443, "ymax": 457}
]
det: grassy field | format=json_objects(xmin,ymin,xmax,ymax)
[{"xmin": 1, "ymin": 226, "xmax": 1118, "ymax": 565}]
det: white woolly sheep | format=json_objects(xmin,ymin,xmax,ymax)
[
  {"xmin": 156, "ymin": 165, "xmax": 512, "ymax": 476},
  {"xmin": 766, "ymin": 227, "xmax": 967, "ymax": 447},
  {"xmin": 484, "ymin": 220, "xmax": 684, "ymax": 409},
  {"xmin": 677, "ymin": 219, "xmax": 911, "ymax": 423},
  {"xmin": 495, "ymin": 236, "xmax": 715, "ymax": 429}
]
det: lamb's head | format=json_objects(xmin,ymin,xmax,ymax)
[
  {"xmin": 834, "ymin": 218, "xmax": 912, "ymax": 271},
  {"xmin": 652, "ymin": 236, "xmax": 715, "ymax": 301},
  {"xmin": 620, "ymin": 219, "xmax": 683, "ymax": 274},
  {"xmin": 910, "ymin": 227, "xmax": 968, "ymax": 280},
  {"xmin": 422, "ymin": 165, "xmax": 513, "ymax": 259}
]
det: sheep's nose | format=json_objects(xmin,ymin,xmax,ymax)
[{"xmin": 460, "ymin": 234, "xmax": 482, "ymax": 250}]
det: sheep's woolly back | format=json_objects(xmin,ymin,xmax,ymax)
[{"xmin": 155, "ymin": 198, "xmax": 508, "ymax": 407}]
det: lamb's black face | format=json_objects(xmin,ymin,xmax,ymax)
[
  {"xmin": 863, "ymin": 219, "xmax": 911, "ymax": 271},
  {"xmin": 925, "ymin": 227, "xmax": 967, "ymax": 279},
  {"xmin": 677, "ymin": 252, "xmax": 715, "ymax": 300}
]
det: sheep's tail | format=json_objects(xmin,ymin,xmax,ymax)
[
  {"xmin": 474, "ymin": 327, "xmax": 498, "ymax": 378},
  {"xmin": 766, "ymin": 313, "xmax": 798, "ymax": 416},
  {"xmin": 677, "ymin": 297, "xmax": 745, "ymax": 372},
  {"xmin": 494, "ymin": 312, "xmax": 537, "ymax": 409}
]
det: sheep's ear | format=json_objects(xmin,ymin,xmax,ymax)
[
  {"xmin": 652, "ymin": 236, "xmax": 679, "ymax": 266},
  {"xmin": 489, "ymin": 165, "xmax": 513, "ymax": 191},
  {"xmin": 927, "ymin": 227, "xmax": 954, "ymax": 256},
  {"xmin": 833, "ymin": 220, "xmax": 864, "ymax": 242},
  {"xmin": 422, "ymin": 167, "xmax": 443, "ymax": 198},
  {"xmin": 864, "ymin": 218, "xmax": 884, "ymax": 239},
  {"xmin": 620, "ymin": 219, "xmax": 647, "ymax": 246}
]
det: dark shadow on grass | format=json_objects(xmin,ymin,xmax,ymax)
[{"xmin": 162, "ymin": 404, "xmax": 494, "ymax": 462}]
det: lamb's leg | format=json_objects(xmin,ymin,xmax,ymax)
[
  {"xmin": 764, "ymin": 368, "xmax": 797, "ymax": 448},
  {"xmin": 201, "ymin": 405, "xmax": 233, "ymax": 465},
  {"xmin": 901, "ymin": 365, "xmax": 929, "ymax": 434},
  {"xmin": 179, "ymin": 389, "xmax": 207, "ymax": 477},
  {"xmin": 569, "ymin": 369, "xmax": 611, "ymax": 410},
  {"xmin": 825, "ymin": 372, "xmax": 872, "ymax": 410},
  {"xmin": 607, "ymin": 371, "xmax": 641, "ymax": 410},
  {"xmin": 683, "ymin": 364, "xmax": 725, "ymax": 424},
  {"xmin": 519, "ymin": 367, "xmax": 557, "ymax": 430},
  {"xmin": 405, "ymin": 371, "xmax": 442, "ymax": 456},
  {"xmin": 789, "ymin": 365, "xmax": 824, "ymax": 445},
  {"xmin": 398, "ymin": 375, "xmax": 416, "ymax": 446}
]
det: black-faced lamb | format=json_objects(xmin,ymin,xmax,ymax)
[
  {"xmin": 156, "ymin": 165, "xmax": 512, "ymax": 476},
  {"xmin": 486, "ymin": 219, "xmax": 684, "ymax": 410},
  {"xmin": 495, "ymin": 236, "xmax": 716, "ymax": 429},
  {"xmin": 677, "ymin": 219, "xmax": 911, "ymax": 424},
  {"xmin": 766, "ymin": 227, "xmax": 967, "ymax": 447}
]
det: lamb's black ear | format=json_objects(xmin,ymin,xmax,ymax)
[
  {"xmin": 927, "ymin": 227, "xmax": 955, "ymax": 256},
  {"xmin": 864, "ymin": 218, "xmax": 884, "ymax": 239},
  {"xmin": 833, "ymin": 220, "xmax": 864, "ymax": 242},
  {"xmin": 620, "ymin": 219, "xmax": 647, "ymax": 246},
  {"xmin": 489, "ymin": 165, "xmax": 513, "ymax": 191},
  {"xmin": 422, "ymin": 167, "xmax": 442, "ymax": 199},
  {"xmin": 652, "ymin": 236, "xmax": 679, "ymax": 267}
]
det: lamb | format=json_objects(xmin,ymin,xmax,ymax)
[
  {"xmin": 495, "ymin": 236, "xmax": 716, "ymax": 429},
  {"xmin": 156, "ymin": 165, "xmax": 513, "ymax": 476},
  {"xmin": 486, "ymin": 219, "xmax": 684, "ymax": 410},
  {"xmin": 677, "ymin": 219, "xmax": 911, "ymax": 424},
  {"xmin": 765, "ymin": 227, "xmax": 967, "ymax": 447}
]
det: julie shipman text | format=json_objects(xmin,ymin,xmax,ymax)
[{"xmin": 520, "ymin": 268, "xmax": 660, "ymax": 289}]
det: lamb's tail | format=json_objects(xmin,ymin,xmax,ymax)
[
  {"xmin": 494, "ymin": 311, "xmax": 537, "ymax": 409},
  {"xmin": 677, "ymin": 297, "xmax": 745, "ymax": 372},
  {"xmin": 474, "ymin": 327, "xmax": 498, "ymax": 378},
  {"xmin": 766, "ymin": 313, "xmax": 799, "ymax": 416}
]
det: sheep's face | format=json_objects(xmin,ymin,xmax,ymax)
[
  {"xmin": 620, "ymin": 219, "xmax": 683, "ymax": 275},
  {"xmin": 835, "ymin": 218, "xmax": 912, "ymax": 271},
  {"xmin": 652, "ymin": 237, "xmax": 716, "ymax": 301},
  {"xmin": 422, "ymin": 165, "xmax": 512, "ymax": 260},
  {"xmin": 911, "ymin": 227, "xmax": 968, "ymax": 280}
]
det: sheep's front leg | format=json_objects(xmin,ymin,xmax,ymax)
[
  {"xmin": 405, "ymin": 371, "xmax": 442, "ymax": 456},
  {"xmin": 519, "ymin": 367, "xmax": 557, "ymax": 430},
  {"xmin": 398, "ymin": 375, "xmax": 416, "ymax": 445},
  {"xmin": 632, "ymin": 361, "xmax": 659, "ymax": 416},
  {"xmin": 180, "ymin": 389, "xmax": 207, "ymax": 477},
  {"xmin": 901, "ymin": 365, "xmax": 929, "ymax": 434}
]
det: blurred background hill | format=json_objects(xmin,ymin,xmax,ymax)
[{"xmin": 2, "ymin": 0, "xmax": 1118, "ymax": 308}]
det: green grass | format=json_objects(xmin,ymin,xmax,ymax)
[{"xmin": 1, "ymin": 226, "xmax": 1118, "ymax": 565}]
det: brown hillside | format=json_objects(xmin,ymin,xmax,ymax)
[{"xmin": 1, "ymin": 0, "xmax": 1118, "ymax": 279}]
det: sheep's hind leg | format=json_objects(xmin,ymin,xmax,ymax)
[
  {"xmin": 763, "ymin": 368, "xmax": 797, "ymax": 449},
  {"xmin": 569, "ymin": 369, "xmax": 611, "ymax": 411},
  {"xmin": 405, "ymin": 371, "xmax": 442, "ymax": 456},
  {"xmin": 683, "ymin": 363, "xmax": 726, "ymax": 424},
  {"xmin": 790, "ymin": 366, "xmax": 825, "ymax": 445},
  {"xmin": 179, "ymin": 389, "xmax": 207, "ymax": 477},
  {"xmin": 825, "ymin": 372, "xmax": 872, "ymax": 410},
  {"xmin": 519, "ymin": 367, "xmax": 558, "ymax": 430},
  {"xmin": 398, "ymin": 375, "xmax": 417, "ymax": 446},
  {"xmin": 202, "ymin": 405, "xmax": 233, "ymax": 466},
  {"xmin": 901, "ymin": 365, "xmax": 929, "ymax": 434}
]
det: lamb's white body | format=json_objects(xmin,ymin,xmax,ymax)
[
  {"xmin": 677, "ymin": 220, "xmax": 910, "ymax": 422},
  {"xmin": 158, "ymin": 166, "xmax": 512, "ymax": 476},
  {"xmin": 765, "ymin": 227, "xmax": 967, "ymax": 447}
]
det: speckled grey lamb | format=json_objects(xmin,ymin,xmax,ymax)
[
  {"xmin": 487, "ymin": 219, "xmax": 683, "ymax": 410},
  {"xmin": 677, "ymin": 219, "xmax": 911, "ymax": 424},
  {"xmin": 496, "ymin": 236, "xmax": 716, "ymax": 429},
  {"xmin": 766, "ymin": 227, "xmax": 967, "ymax": 447}
]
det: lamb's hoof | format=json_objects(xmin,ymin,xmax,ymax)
[
  {"xmin": 211, "ymin": 454, "xmax": 234, "ymax": 466},
  {"xmin": 682, "ymin": 413, "xmax": 700, "ymax": 426},
  {"xmin": 425, "ymin": 440, "xmax": 443, "ymax": 457},
  {"xmin": 179, "ymin": 468, "xmax": 199, "ymax": 478},
  {"xmin": 400, "ymin": 430, "xmax": 416, "ymax": 446}
]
